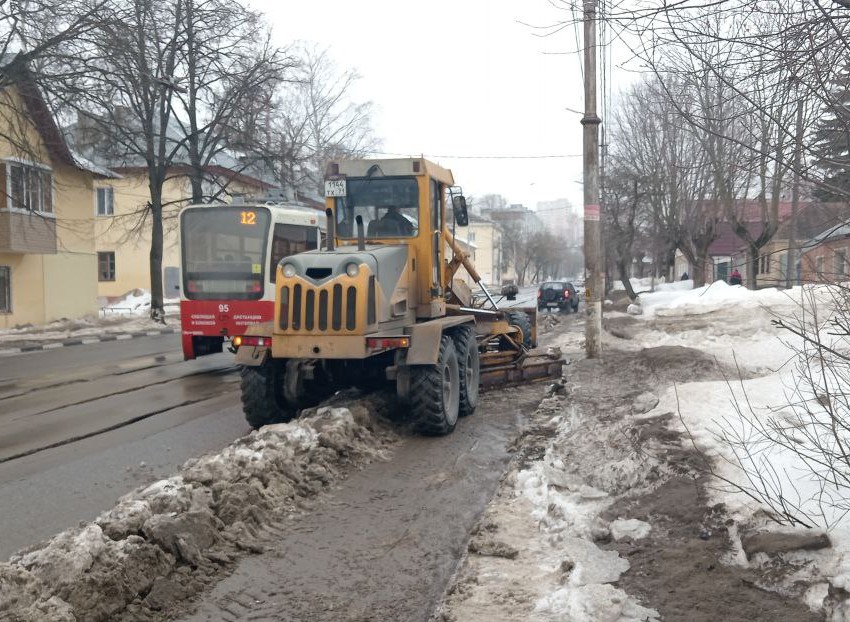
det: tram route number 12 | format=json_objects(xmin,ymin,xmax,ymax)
[{"xmin": 240, "ymin": 210, "xmax": 256, "ymax": 225}]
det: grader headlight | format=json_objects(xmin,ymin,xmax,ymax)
[{"xmin": 345, "ymin": 262, "xmax": 360, "ymax": 278}]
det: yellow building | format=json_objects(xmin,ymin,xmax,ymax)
[
  {"xmin": 91, "ymin": 166, "xmax": 273, "ymax": 301},
  {"xmin": 462, "ymin": 212, "xmax": 502, "ymax": 288},
  {"xmin": 0, "ymin": 64, "xmax": 117, "ymax": 328}
]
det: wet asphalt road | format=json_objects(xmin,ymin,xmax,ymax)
[{"xmin": 0, "ymin": 334, "xmax": 248, "ymax": 559}]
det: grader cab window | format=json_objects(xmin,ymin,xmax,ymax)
[{"xmin": 335, "ymin": 177, "xmax": 419, "ymax": 239}]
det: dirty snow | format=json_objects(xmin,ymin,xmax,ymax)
[
  {"xmin": 0, "ymin": 404, "xmax": 397, "ymax": 621},
  {"xmin": 0, "ymin": 290, "xmax": 180, "ymax": 350},
  {"xmin": 438, "ymin": 277, "xmax": 850, "ymax": 621},
  {"xmin": 587, "ymin": 279, "xmax": 850, "ymax": 616}
]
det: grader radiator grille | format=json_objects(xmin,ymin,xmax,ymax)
[{"xmin": 280, "ymin": 279, "xmax": 373, "ymax": 332}]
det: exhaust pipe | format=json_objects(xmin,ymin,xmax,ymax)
[
  {"xmin": 356, "ymin": 215, "xmax": 365, "ymax": 250},
  {"xmin": 325, "ymin": 208, "xmax": 335, "ymax": 251}
]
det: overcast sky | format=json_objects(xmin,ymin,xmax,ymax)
[{"xmin": 248, "ymin": 0, "xmax": 589, "ymax": 212}]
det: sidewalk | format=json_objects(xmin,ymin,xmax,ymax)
[{"xmin": 0, "ymin": 295, "xmax": 180, "ymax": 356}]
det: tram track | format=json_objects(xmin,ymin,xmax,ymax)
[
  {"xmin": 0, "ymin": 398, "xmax": 215, "ymax": 464},
  {"xmin": 0, "ymin": 352, "xmax": 188, "ymax": 400},
  {"xmin": 0, "ymin": 353, "xmax": 240, "ymax": 464}
]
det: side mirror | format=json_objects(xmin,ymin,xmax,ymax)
[{"xmin": 452, "ymin": 195, "xmax": 469, "ymax": 227}]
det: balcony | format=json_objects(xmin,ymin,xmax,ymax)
[{"xmin": 0, "ymin": 209, "xmax": 57, "ymax": 253}]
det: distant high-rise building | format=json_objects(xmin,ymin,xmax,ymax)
[{"xmin": 536, "ymin": 199, "xmax": 582, "ymax": 246}]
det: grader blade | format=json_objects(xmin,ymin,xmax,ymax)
[{"xmin": 479, "ymin": 352, "xmax": 565, "ymax": 389}]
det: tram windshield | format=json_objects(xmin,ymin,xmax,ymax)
[{"xmin": 180, "ymin": 206, "xmax": 271, "ymax": 300}]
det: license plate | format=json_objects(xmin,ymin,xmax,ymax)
[{"xmin": 324, "ymin": 179, "xmax": 346, "ymax": 197}]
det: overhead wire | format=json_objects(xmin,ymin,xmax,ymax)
[{"xmin": 364, "ymin": 150, "xmax": 582, "ymax": 160}]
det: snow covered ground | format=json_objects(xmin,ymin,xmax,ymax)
[
  {"xmin": 4, "ymin": 280, "xmax": 850, "ymax": 620},
  {"xmin": 0, "ymin": 291, "xmax": 180, "ymax": 351},
  {"xmin": 438, "ymin": 278, "xmax": 850, "ymax": 621}
]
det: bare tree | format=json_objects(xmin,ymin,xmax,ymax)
[
  {"xmin": 240, "ymin": 43, "xmax": 379, "ymax": 198},
  {"xmin": 527, "ymin": 230, "xmax": 563, "ymax": 283},
  {"xmin": 476, "ymin": 193, "xmax": 509, "ymax": 215},
  {"xmin": 173, "ymin": 0, "xmax": 294, "ymax": 204},
  {"xmin": 35, "ymin": 0, "xmax": 297, "ymax": 320},
  {"xmin": 38, "ymin": 0, "xmax": 188, "ymax": 322},
  {"xmin": 603, "ymin": 173, "xmax": 642, "ymax": 300},
  {"xmin": 0, "ymin": 0, "xmax": 110, "ymax": 172},
  {"xmin": 608, "ymin": 76, "xmax": 715, "ymax": 286}
]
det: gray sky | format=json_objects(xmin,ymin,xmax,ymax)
[{"xmin": 249, "ymin": 0, "xmax": 588, "ymax": 211}]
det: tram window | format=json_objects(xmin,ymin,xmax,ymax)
[{"xmin": 269, "ymin": 223, "xmax": 319, "ymax": 282}]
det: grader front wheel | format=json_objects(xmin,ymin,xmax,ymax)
[
  {"xmin": 240, "ymin": 360, "xmax": 295, "ymax": 429},
  {"xmin": 411, "ymin": 335, "xmax": 460, "ymax": 435},
  {"xmin": 506, "ymin": 311, "xmax": 534, "ymax": 348}
]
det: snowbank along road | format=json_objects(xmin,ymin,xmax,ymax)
[{"xmin": 0, "ymin": 310, "xmax": 572, "ymax": 620}]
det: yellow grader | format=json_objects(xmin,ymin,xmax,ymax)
[{"xmin": 233, "ymin": 157, "xmax": 564, "ymax": 434}]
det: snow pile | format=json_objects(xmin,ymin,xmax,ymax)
[
  {"xmin": 0, "ymin": 291, "xmax": 181, "ymax": 351},
  {"xmin": 0, "ymin": 404, "xmax": 396, "ymax": 621},
  {"xmin": 626, "ymin": 281, "xmax": 850, "ymax": 615},
  {"xmin": 638, "ymin": 280, "xmax": 790, "ymax": 318},
  {"xmin": 437, "ymin": 388, "xmax": 664, "ymax": 621},
  {"xmin": 515, "ymin": 398, "xmax": 662, "ymax": 621}
]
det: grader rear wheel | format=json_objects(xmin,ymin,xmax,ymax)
[
  {"xmin": 411, "ymin": 335, "xmax": 460, "ymax": 435},
  {"xmin": 240, "ymin": 360, "xmax": 295, "ymax": 429},
  {"xmin": 452, "ymin": 325, "xmax": 480, "ymax": 417}
]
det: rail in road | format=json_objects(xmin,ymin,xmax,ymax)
[
  {"xmin": 0, "ymin": 344, "xmax": 238, "ymax": 464},
  {"xmin": 0, "ymin": 334, "xmax": 248, "ymax": 559}
]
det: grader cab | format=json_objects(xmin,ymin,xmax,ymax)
[{"xmin": 234, "ymin": 157, "xmax": 564, "ymax": 434}]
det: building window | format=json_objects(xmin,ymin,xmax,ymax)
[
  {"xmin": 835, "ymin": 250, "xmax": 847, "ymax": 277},
  {"xmin": 759, "ymin": 253, "xmax": 770, "ymax": 274},
  {"xmin": 816, "ymin": 255, "xmax": 825, "ymax": 275},
  {"xmin": 7, "ymin": 162, "xmax": 53, "ymax": 213},
  {"xmin": 96, "ymin": 187, "xmax": 114, "ymax": 216},
  {"xmin": 98, "ymin": 251, "xmax": 115, "ymax": 281},
  {"xmin": 468, "ymin": 231, "xmax": 476, "ymax": 242},
  {"xmin": 0, "ymin": 266, "xmax": 9, "ymax": 312}
]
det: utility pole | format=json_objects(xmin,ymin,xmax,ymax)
[
  {"xmin": 582, "ymin": 0, "xmax": 602, "ymax": 357},
  {"xmin": 786, "ymin": 89, "xmax": 804, "ymax": 290}
]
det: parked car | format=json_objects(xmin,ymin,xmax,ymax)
[
  {"xmin": 537, "ymin": 281, "xmax": 580, "ymax": 312},
  {"xmin": 501, "ymin": 283, "xmax": 519, "ymax": 300}
]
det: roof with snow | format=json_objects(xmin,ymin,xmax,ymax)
[
  {"xmin": 64, "ymin": 112, "xmax": 275, "ymax": 188},
  {"xmin": 0, "ymin": 54, "xmax": 119, "ymax": 179}
]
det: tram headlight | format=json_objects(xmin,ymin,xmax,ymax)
[
  {"xmin": 345, "ymin": 262, "xmax": 360, "ymax": 278},
  {"xmin": 282, "ymin": 263, "xmax": 296, "ymax": 278}
]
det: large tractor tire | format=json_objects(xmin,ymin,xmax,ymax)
[
  {"xmin": 410, "ymin": 335, "xmax": 460, "ymax": 435},
  {"xmin": 240, "ymin": 360, "xmax": 295, "ymax": 429},
  {"xmin": 452, "ymin": 325, "xmax": 480, "ymax": 417},
  {"xmin": 506, "ymin": 311, "xmax": 534, "ymax": 348}
]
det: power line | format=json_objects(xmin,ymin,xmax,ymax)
[{"xmin": 365, "ymin": 150, "xmax": 582, "ymax": 160}]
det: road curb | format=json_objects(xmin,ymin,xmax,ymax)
[{"xmin": 0, "ymin": 327, "xmax": 178, "ymax": 357}]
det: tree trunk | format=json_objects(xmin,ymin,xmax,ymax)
[
  {"xmin": 617, "ymin": 259, "xmax": 637, "ymax": 300},
  {"xmin": 692, "ymin": 257, "xmax": 707, "ymax": 288},
  {"xmin": 746, "ymin": 245, "xmax": 758, "ymax": 289},
  {"xmin": 148, "ymin": 183, "xmax": 166, "ymax": 322}
]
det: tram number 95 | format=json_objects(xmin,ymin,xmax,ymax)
[
  {"xmin": 240, "ymin": 210, "xmax": 256, "ymax": 225},
  {"xmin": 218, "ymin": 304, "xmax": 230, "ymax": 313}
]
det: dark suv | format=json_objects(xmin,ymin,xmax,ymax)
[{"xmin": 537, "ymin": 281, "xmax": 580, "ymax": 312}]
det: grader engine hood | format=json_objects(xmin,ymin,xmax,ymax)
[
  {"xmin": 282, "ymin": 245, "xmax": 407, "ymax": 291},
  {"xmin": 276, "ymin": 244, "xmax": 411, "ymax": 333}
]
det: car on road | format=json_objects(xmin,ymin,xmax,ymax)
[{"xmin": 537, "ymin": 281, "xmax": 580, "ymax": 312}]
